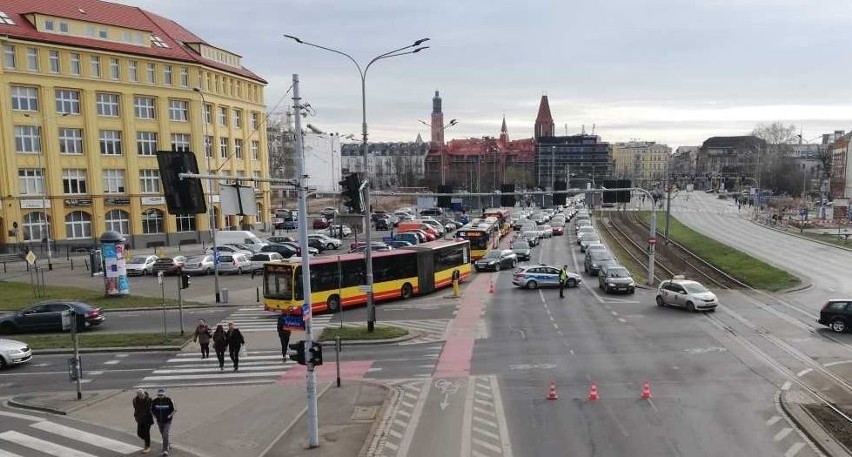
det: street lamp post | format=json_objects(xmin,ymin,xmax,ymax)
[
  {"xmin": 285, "ymin": 34, "xmax": 429, "ymax": 332},
  {"xmin": 192, "ymin": 88, "xmax": 222, "ymax": 303}
]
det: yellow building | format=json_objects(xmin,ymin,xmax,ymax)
[
  {"xmin": 0, "ymin": 0, "xmax": 270, "ymax": 250},
  {"xmin": 612, "ymin": 141, "xmax": 671, "ymax": 188}
]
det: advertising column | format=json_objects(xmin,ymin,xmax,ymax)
[{"xmin": 100, "ymin": 230, "xmax": 129, "ymax": 296}]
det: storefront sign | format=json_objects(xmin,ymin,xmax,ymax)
[
  {"xmin": 20, "ymin": 199, "xmax": 49, "ymax": 209},
  {"xmin": 141, "ymin": 196, "xmax": 165, "ymax": 205},
  {"xmin": 105, "ymin": 198, "xmax": 131, "ymax": 206},
  {"xmin": 64, "ymin": 198, "xmax": 92, "ymax": 207}
]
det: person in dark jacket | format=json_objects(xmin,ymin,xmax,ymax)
[
  {"xmin": 192, "ymin": 319, "xmax": 212, "ymax": 359},
  {"xmin": 150, "ymin": 388, "xmax": 176, "ymax": 456},
  {"xmin": 132, "ymin": 389, "xmax": 153, "ymax": 454},
  {"xmin": 212, "ymin": 324, "xmax": 227, "ymax": 370},
  {"xmin": 277, "ymin": 314, "xmax": 291, "ymax": 361},
  {"xmin": 226, "ymin": 321, "xmax": 246, "ymax": 371}
]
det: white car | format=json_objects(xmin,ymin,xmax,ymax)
[
  {"xmin": 656, "ymin": 276, "xmax": 718, "ymax": 312},
  {"xmin": 540, "ymin": 224, "xmax": 553, "ymax": 238},
  {"xmin": 126, "ymin": 255, "xmax": 158, "ymax": 276},
  {"xmin": 0, "ymin": 338, "xmax": 32, "ymax": 368},
  {"xmin": 308, "ymin": 233, "xmax": 342, "ymax": 251},
  {"xmin": 249, "ymin": 252, "xmax": 284, "ymax": 273},
  {"xmin": 319, "ymin": 225, "xmax": 352, "ymax": 237}
]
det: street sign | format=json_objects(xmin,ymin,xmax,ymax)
[
  {"xmin": 358, "ymin": 285, "xmax": 372, "ymax": 293},
  {"xmin": 648, "ymin": 238, "xmax": 657, "ymax": 245},
  {"xmin": 283, "ymin": 314, "xmax": 305, "ymax": 330},
  {"xmin": 301, "ymin": 302, "xmax": 311, "ymax": 321},
  {"xmin": 157, "ymin": 271, "xmax": 164, "ymax": 285},
  {"xmin": 25, "ymin": 251, "xmax": 36, "ymax": 266}
]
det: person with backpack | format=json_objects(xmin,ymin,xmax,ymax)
[
  {"xmin": 212, "ymin": 324, "xmax": 227, "ymax": 370},
  {"xmin": 226, "ymin": 321, "xmax": 246, "ymax": 371},
  {"xmin": 277, "ymin": 314, "xmax": 291, "ymax": 361}
]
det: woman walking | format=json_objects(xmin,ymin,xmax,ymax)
[
  {"xmin": 132, "ymin": 389, "xmax": 153, "ymax": 454},
  {"xmin": 226, "ymin": 321, "xmax": 246, "ymax": 371},
  {"xmin": 212, "ymin": 324, "xmax": 227, "ymax": 370},
  {"xmin": 192, "ymin": 319, "xmax": 212, "ymax": 359}
]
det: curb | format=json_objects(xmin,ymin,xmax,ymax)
[
  {"xmin": 749, "ymin": 219, "xmax": 852, "ymax": 253},
  {"xmin": 779, "ymin": 282, "xmax": 814, "ymax": 294},
  {"xmin": 8, "ymin": 389, "xmax": 127, "ymax": 416},
  {"xmin": 35, "ymin": 344, "xmax": 186, "ymax": 355},
  {"xmin": 357, "ymin": 381, "xmax": 394, "ymax": 457},
  {"xmin": 326, "ymin": 329, "xmax": 424, "ymax": 346},
  {"xmin": 779, "ymin": 388, "xmax": 852, "ymax": 457},
  {"xmin": 103, "ymin": 303, "xmax": 244, "ymax": 313}
]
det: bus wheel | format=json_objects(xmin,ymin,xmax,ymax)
[
  {"xmin": 401, "ymin": 283, "xmax": 413, "ymax": 299},
  {"xmin": 327, "ymin": 295, "xmax": 341, "ymax": 312}
]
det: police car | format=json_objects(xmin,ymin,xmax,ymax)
[{"xmin": 512, "ymin": 264, "xmax": 582, "ymax": 290}]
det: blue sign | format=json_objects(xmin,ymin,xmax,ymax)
[
  {"xmin": 301, "ymin": 303, "xmax": 311, "ymax": 320},
  {"xmin": 283, "ymin": 314, "xmax": 305, "ymax": 330}
]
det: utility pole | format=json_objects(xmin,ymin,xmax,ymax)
[
  {"xmin": 292, "ymin": 74, "xmax": 320, "ymax": 448},
  {"xmin": 664, "ymin": 156, "xmax": 672, "ymax": 244}
]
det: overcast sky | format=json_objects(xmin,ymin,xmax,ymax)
[{"xmin": 122, "ymin": 0, "xmax": 852, "ymax": 148}]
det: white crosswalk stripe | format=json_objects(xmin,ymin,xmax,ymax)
[
  {"xmin": 392, "ymin": 319, "xmax": 451, "ymax": 345},
  {"xmin": 136, "ymin": 349, "xmax": 299, "ymax": 389},
  {"xmin": 215, "ymin": 306, "xmax": 334, "ymax": 333},
  {"xmin": 0, "ymin": 419, "xmax": 141, "ymax": 457}
]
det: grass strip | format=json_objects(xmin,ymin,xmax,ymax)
[
  {"xmin": 594, "ymin": 218, "xmax": 648, "ymax": 285},
  {"xmin": 0, "ymin": 281, "xmax": 200, "ymax": 311},
  {"xmin": 319, "ymin": 325, "xmax": 408, "ymax": 342},
  {"xmin": 17, "ymin": 332, "xmax": 189, "ymax": 350},
  {"xmin": 637, "ymin": 211, "xmax": 800, "ymax": 291}
]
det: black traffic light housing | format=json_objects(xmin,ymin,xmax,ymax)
[
  {"xmin": 602, "ymin": 179, "xmax": 618, "ymax": 204},
  {"xmin": 553, "ymin": 181, "xmax": 567, "ymax": 205},
  {"xmin": 288, "ymin": 340, "xmax": 306, "ymax": 365},
  {"xmin": 340, "ymin": 174, "xmax": 363, "ymax": 213},
  {"xmin": 156, "ymin": 151, "xmax": 207, "ymax": 215},
  {"xmin": 180, "ymin": 273, "xmax": 191, "ymax": 289},
  {"xmin": 500, "ymin": 184, "xmax": 515, "ymax": 207},
  {"xmin": 308, "ymin": 342, "xmax": 323, "ymax": 366},
  {"xmin": 437, "ymin": 185, "xmax": 452, "ymax": 208}
]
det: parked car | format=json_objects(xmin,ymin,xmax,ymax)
[
  {"xmin": 375, "ymin": 217, "xmax": 391, "ymax": 231},
  {"xmin": 387, "ymin": 240, "xmax": 414, "ymax": 249},
  {"xmin": 350, "ymin": 243, "xmax": 393, "ymax": 253},
  {"xmin": 320, "ymin": 207, "xmax": 339, "ymax": 219},
  {"xmin": 817, "ymin": 299, "xmax": 852, "ymax": 332},
  {"xmin": 183, "ymin": 254, "xmax": 215, "ymax": 275},
  {"xmin": 655, "ymin": 276, "xmax": 718, "ymax": 312},
  {"xmin": 216, "ymin": 253, "xmax": 252, "ymax": 275},
  {"xmin": 249, "ymin": 252, "xmax": 284, "ymax": 273},
  {"xmin": 282, "ymin": 220, "xmax": 298, "ymax": 230},
  {"xmin": 228, "ymin": 243, "xmax": 264, "ymax": 254},
  {"xmin": 260, "ymin": 243, "xmax": 298, "ymax": 258},
  {"xmin": 152, "ymin": 256, "xmax": 187, "ymax": 275},
  {"xmin": 474, "ymin": 249, "xmax": 518, "ymax": 272},
  {"xmin": 319, "ymin": 225, "xmax": 352, "ymax": 237},
  {"xmin": 313, "ymin": 217, "xmax": 330, "ymax": 229},
  {"xmin": 126, "ymin": 255, "xmax": 158, "ymax": 276},
  {"xmin": 308, "ymin": 234, "xmax": 342, "ymax": 251},
  {"xmin": 281, "ymin": 241, "xmax": 318, "ymax": 256},
  {"xmin": 205, "ymin": 245, "xmax": 252, "ymax": 257},
  {"xmin": 510, "ymin": 239, "xmax": 532, "ymax": 261},
  {"xmin": 512, "ymin": 264, "xmax": 581, "ymax": 289},
  {"xmin": 0, "ymin": 338, "xmax": 32, "ymax": 368},
  {"xmin": 267, "ymin": 236, "xmax": 296, "ymax": 244},
  {"xmin": 0, "ymin": 301, "xmax": 104, "ymax": 334},
  {"xmin": 598, "ymin": 265, "xmax": 636, "ymax": 294}
]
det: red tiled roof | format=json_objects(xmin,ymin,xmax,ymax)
[{"xmin": 0, "ymin": 0, "xmax": 265, "ymax": 83}]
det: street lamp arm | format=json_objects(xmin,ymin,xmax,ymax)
[
  {"xmin": 365, "ymin": 47, "xmax": 429, "ymax": 76},
  {"xmin": 284, "ymin": 35, "xmax": 364, "ymax": 77}
]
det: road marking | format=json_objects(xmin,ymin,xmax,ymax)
[
  {"xmin": 473, "ymin": 415, "xmax": 498, "ymax": 428},
  {"xmin": 552, "ymin": 322, "xmax": 558, "ymax": 329},
  {"xmin": 87, "ymin": 371, "xmax": 103, "ymax": 376},
  {"xmin": 142, "ymin": 371, "xmax": 288, "ymax": 381},
  {"xmin": 472, "ymin": 426, "xmax": 501, "ymax": 441},
  {"xmin": 774, "ymin": 427, "xmax": 793, "ymax": 442},
  {"xmin": 397, "ymin": 380, "xmax": 431, "ymax": 457},
  {"xmin": 796, "ymin": 368, "xmax": 812, "ymax": 377},
  {"xmin": 103, "ymin": 360, "xmax": 120, "ymax": 365},
  {"xmin": 460, "ymin": 378, "xmax": 475, "ymax": 457},
  {"xmin": 611, "ymin": 311, "xmax": 618, "ymax": 316},
  {"xmin": 0, "ymin": 411, "xmax": 44, "ymax": 422},
  {"xmin": 617, "ymin": 318, "xmax": 626, "ymax": 323},
  {"xmin": 0, "ymin": 431, "xmax": 97, "ymax": 457},
  {"xmin": 0, "ymin": 449, "xmax": 23, "ymax": 457},
  {"xmin": 784, "ymin": 442, "xmax": 806, "ymax": 457},
  {"xmin": 474, "ymin": 406, "xmax": 496, "ymax": 417},
  {"xmin": 823, "ymin": 360, "xmax": 852, "ymax": 368},
  {"xmin": 115, "ymin": 353, "xmax": 129, "ymax": 358},
  {"xmin": 384, "ymin": 441, "xmax": 399, "ymax": 451},
  {"xmin": 781, "ymin": 381, "xmax": 792, "ymax": 391},
  {"xmin": 388, "ymin": 429, "xmax": 403, "ymax": 439},
  {"xmin": 604, "ymin": 402, "xmax": 630, "ymax": 437},
  {"xmin": 31, "ymin": 421, "xmax": 138, "ymax": 454},
  {"xmin": 472, "ymin": 437, "xmax": 503, "ymax": 453},
  {"xmin": 766, "ymin": 415, "xmax": 782, "ymax": 426}
]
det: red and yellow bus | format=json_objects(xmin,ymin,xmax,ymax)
[
  {"xmin": 263, "ymin": 239, "xmax": 471, "ymax": 314},
  {"xmin": 482, "ymin": 208, "xmax": 512, "ymax": 236},
  {"xmin": 455, "ymin": 218, "xmax": 501, "ymax": 260}
]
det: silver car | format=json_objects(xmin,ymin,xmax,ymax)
[
  {"xmin": 249, "ymin": 252, "xmax": 284, "ymax": 273},
  {"xmin": 126, "ymin": 255, "xmax": 158, "ymax": 276},
  {"xmin": 656, "ymin": 277, "xmax": 718, "ymax": 312},
  {"xmin": 579, "ymin": 233, "xmax": 601, "ymax": 252},
  {"xmin": 216, "ymin": 253, "xmax": 252, "ymax": 275},
  {"xmin": 0, "ymin": 338, "xmax": 32, "ymax": 368},
  {"xmin": 510, "ymin": 239, "xmax": 532, "ymax": 261},
  {"xmin": 183, "ymin": 254, "xmax": 215, "ymax": 275}
]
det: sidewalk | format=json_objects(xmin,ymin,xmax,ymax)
[{"xmin": 11, "ymin": 381, "xmax": 389, "ymax": 457}]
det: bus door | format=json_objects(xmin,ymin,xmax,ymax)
[{"xmin": 416, "ymin": 250, "xmax": 435, "ymax": 294}]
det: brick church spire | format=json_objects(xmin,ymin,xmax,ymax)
[
  {"xmin": 499, "ymin": 115, "xmax": 509, "ymax": 146},
  {"xmin": 431, "ymin": 90, "xmax": 444, "ymax": 146},
  {"xmin": 534, "ymin": 94, "xmax": 555, "ymax": 140}
]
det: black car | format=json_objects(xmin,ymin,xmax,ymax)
[
  {"xmin": 0, "ymin": 301, "xmax": 104, "ymax": 334},
  {"xmin": 818, "ymin": 299, "xmax": 852, "ymax": 332},
  {"xmin": 375, "ymin": 217, "xmax": 391, "ymax": 231},
  {"xmin": 474, "ymin": 249, "xmax": 518, "ymax": 272},
  {"xmin": 260, "ymin": 243, "xmax": 298, "ymax": 258}
]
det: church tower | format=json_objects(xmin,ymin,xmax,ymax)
[
  {"xmin": 431, "ymin": 90, "xmax": 444, "ymax": 146},
  {"xmin": 499, "ymin": 115, "xmax": 509, "ymax": 147},
  {"xmin": 534, "ymin": 94, "xmax": 555, "ymax": 140}
]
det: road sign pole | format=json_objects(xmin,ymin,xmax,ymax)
[
  {"xmin": 159, "ymin": 272, "xmax": 166, "ymax": 337},
  {"xmin": 71, "ymin": 310, "xmax": 82, "ymax": 400}
]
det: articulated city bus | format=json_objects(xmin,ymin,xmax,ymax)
[
  {"xmin": 455, "ymin": 218, "xmax": 501, "ymax": 260},
  {"xmin": 263, "ymin": 239, "xmax": 471, "ymax": 314},
  {"xmin": 482, "ymin": 208, "xmax": 512, "ymax": 235}
]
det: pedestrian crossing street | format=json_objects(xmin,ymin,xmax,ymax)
[{"xmin": 0, "ymin": 411, "xmax": 140, "ymax": 457}]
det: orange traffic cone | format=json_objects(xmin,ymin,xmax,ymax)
[
  {"xmin": 640, "ymin": 381, "xmax": 652, "ymax": 400},
  {"xmin": 588, "ymin": 383, "xmax": 599, "ymax": 401},
  {"xmin": 547, "ymin": 382, "xmax": 559, "ymax": 400},
  {"xmin": 489, "ymin": 280, "xmax": 494, "ymax": 294}
]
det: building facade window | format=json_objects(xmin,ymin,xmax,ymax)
[
  {"xmin": 95, "ymin": 93, "xmax": 120, "ymax": 117},
  {"xmin": 103, "ymin": 169, "xmax": 126, "ymax": 194},
  {"xmin": 250, "ymin": 112, "xmax": 259, "ymax": 130},
  {"xmin": 163, "ymin": 65, "xmax": 172, "ymax": 85},
  {"xmin": 55, "ymin": 89, "xmax": 81, "ymax": 114},
  {"xmin": 203, "ymin": 104, "xmax": 212, "ymax": 124},
  {"xmin": 253, "ymin": 171, "xmax": 261, "ymax": 189},
  {"xmin": 59, "ymin": 22, "xmax": 69, "ymax": 33},
  {"xmin": 204, "ymin": 135, "xmax": 213, "ymax": 158},
  {"xmin": 62, "ymin": 169, "xmax": 88, "ymax": 195},
  {"xmin": 175, "ymin": 214, "xmax": 196, "ymax": 232},
  {"xmin": 218, "ymin": 107, "xmax": 227, "ymax": 126},
  {"xmin": 14, "ymin": 126, "xmax": 41, "ymax": 153},
  {"xmin": 139, "ymin": 170, "xmax": 160, "ymax": 193},
  {"xmin": 251, "ymin": 141, "xmax": 259, "ymax": 160},
  {"xmin": 105, "ymin": 209, "xmax": 130, "ymax": 234},
  {"xmin": 141, "ymin": 209, "xmax": 164, "ymax": 234},
  {"xmin": 133, "ymin": 96, "xmax": 156, "ymax": 119},
  {"xmin": 11, "ymin": 86, "xmax": 38, "ymax": 111},
  {"xmin": 19, "ymin": 169, "xmax": 44, "ymax": 195},
  {"xmin": 3, "ymin": 44, "xmax": 15, "ymax": 69},
  {"xmin": 168, "ymin": 99, "xmax": 188, "ymax": 121},
  {"xmin": 58, "ymin": 128, "xmax": 84, "ymax": 154},
  {"xmin": 49, "ymin": 50, "xmax": 60, "ymax": 73},
  {"xmin": 22, "ymin": 212, "xmax": 47, "ymax": 242},
  {"xmin": 90, "ymin": 55, "xmax": 101, "ymax": 77},
  {"xmin": 128, "ymin": 60, "xmax": 138, "ymax": 82},
  {"xmin": 136, "ymin": 132, "xmax": 157, "ymax": 156},
  {"xmin": 234, "ymin": 139, "xmax": 243, "ymax": 159},
  {"xmin": 171, "ymin": 133, "xmax": 191, "ymax": 152},
  {"xmin": 220, "ymin": 137, "xmax": 229, "ymax": 158},
  {"xmin": 147, "ymin": 63, "xmax": 156, "ymax": 84},
  {"xmin": 65, "ymin": 211, "xmax": 92, "ymax": 239},
  {"xmin": 233, "ymin": 109, "xmax": 242, "ymax": 129},
  {"xmin": 179, "ymin": 67, "xmax": 188, "ymax": 88},
  {"xmin": 109, "ymin": 58, "xmax": 120, "ymax": 80},
  {"xmin": 99, "ymin": 130, "xmax": 122, "ymax": 155},
  {"xmin": 26, "ymin": 47, "xmax": 38, "ymax": 71},
  {"xmin": 70, "ymin": 53, "xmax": 81, "ymax": 75}
]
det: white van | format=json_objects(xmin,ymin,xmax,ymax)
[{"xmin": 216, "ymin": 230, "xmax": 266, "ymax": 247}]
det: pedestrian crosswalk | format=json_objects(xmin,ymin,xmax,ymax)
[
  {"xmin": 214, "ymin": 305, "xmax": 335, "ymax": 333},
  {"xmin": 135, "ymin": 349, "xmax": 299, "ymax": 389},
  {"xmin": 393, "ymin": 319, "xmax": 451, "ymax": 345},
  {"xmin": 0, "ymin": 413, "xmax": 140, "ymax": 457}
]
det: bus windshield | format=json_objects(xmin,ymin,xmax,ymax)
[{"xmin": 264, "ymin": 265, "xmax": 294, "ymax": 300}]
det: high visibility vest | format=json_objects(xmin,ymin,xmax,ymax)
[{"xmin": 559, "ymin": 269, "xmax": 568, "ymax": 281}]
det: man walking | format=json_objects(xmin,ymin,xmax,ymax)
[
  {"xmin": 277, "ymin": 313, "xmax": 292, "ymax": 361},
  {"xmin": 226, "ymin": 321, "xmax": 246, "ymax": 371},
  {"xmin": 151, "ymin": 388, "xmax": 175, "ymax": 456},
  {"xmin": 132, "ymin": 389, "xmax": 153, "ymax": 454},
  {"xmin": 559, "ymin": 265, "xmax": 568, "ymax": 299}
]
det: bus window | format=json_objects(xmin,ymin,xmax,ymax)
[{"xmin": 264, "ymin": 266, "xmax": 293, "ymax": 300}]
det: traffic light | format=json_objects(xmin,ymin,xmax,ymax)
[
  {"xmin": 156, "ymin": 151, "xmax": 207, "ymax": 215},
  {"xmin": 500, "ymin": 184, "xmax": 515, "ymax": 207},
  {"xmin": 308, "ymin": 342, "xmax": 323, "ymax": 366},
  {"xmin": 339, "ymin": 174, "xmax": 363, "ymax": 213},
  {"xmin": 288, "ymin": 340, "xmax": 306, "ymax": 365},
  {"xmin": 602, "ymin": 179, "xmax": 618, "ymax": 204},
  {"xmin": 616, "ymin": 179, "xmax": 632, "ymax": 203},
  {"xmin": 180, "ymin": 274, "xmax": 190, "ymax": 289},
  {"xmin": 437, "ymin": 185, "xmax": 452, "ymax": 208},
  {"xmin": 553, "ymin": 181, "xmax": 567, "ymax": 205}
]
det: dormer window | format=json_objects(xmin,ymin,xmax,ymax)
[
  {"xmin": 151, "ymin": 35, "xmax": 168, "ymax": 48},
  {"xmin": 0, "ymin": 11, "xmax": 14, "ymax": 25}
]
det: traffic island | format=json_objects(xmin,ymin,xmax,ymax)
[
  {"xmin": 20, "ymin": 332, "xmax": 191, "ymax": 353},
  {"xmin": 781, "ymin": 388, "xmax": 852, "ymax": 457},
  {"xmin": 318, "ymin": 325, "xmax": 414, "ymax": 345}
]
